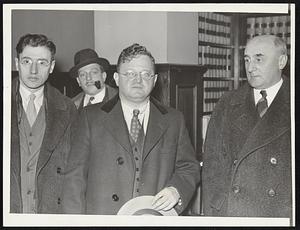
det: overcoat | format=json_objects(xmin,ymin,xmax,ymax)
[
  {"xmin": 202, "ymin": 76, "xmax": 291, "ymax": 218},
  {"xmin": 62, "ymin": 95, "xmax": 200, "ymax": 215},
  {"xmin": 10, "ymin": 78, "xmax": 77, "ymax": 213},
  {"xmin": 72, "ymin": 84, "xmax": 117, "ymax": 112}
]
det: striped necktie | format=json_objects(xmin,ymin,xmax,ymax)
[
  {"xmin": 26, "ymin": 94, "xmax": 37, "ymax": 127},
  {"xmin": 256, "ymin": 90, "xmax": 268, "ymax": 117}
]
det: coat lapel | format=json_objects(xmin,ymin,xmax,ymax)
[
  {"xmin": 101, "ymin": 98, "xmax": 132, "ymax": 154},
  {"xmin": 238, "ymin": 78, "xmax": 290, "ymax": 161},
  {"xmin": 143, "ymin": 100, "xmax": 169, "ymax": 160},
  {"xmin": 37, "ymin": 84, "xmax": 70, "ymax": 174},
  {"xmin": 11, "ymin": 78, "xmax": 21, "ymax": 179}
]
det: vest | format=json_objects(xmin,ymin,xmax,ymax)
[
  {"xmin": 130, "ymin": 127, "xmax": 145, "ymax": 198},
  {"xmin": 19, "ymin": 101, "xmax": 46, "ymax": 213}
]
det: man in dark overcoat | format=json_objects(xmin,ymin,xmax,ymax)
[
  {"xmin": 202, "ymin": 35, "xmax": 291, "ymax": 219},
  {"xmin": 62, "ymin": 43, "xmax": 200, "ymax": 215},
  {"xmin": 10, "ymin": 34, "xmax": 77, "ymax": 213}
]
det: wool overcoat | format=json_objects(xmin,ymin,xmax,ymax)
[
  {"xmin": 62, "ymin": 95, "xmax": 200, "ymax": 215},
  {"xmin": 10, "ymin": 78, "xmax": 77, "ymax": 213},
  {"xmin": 202, "ymin": 76, "xmax": 291, "ymax": 218}
]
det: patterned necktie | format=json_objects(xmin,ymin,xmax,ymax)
[
  {"xmin": 257, "ymin": 90, "xmax": 268, "ymax": 117},
  {"xmin": 26, "ymin": 94, "xmax": 37, "ymax": 127},
  {"xmin": 86, "ymin": 96, "xmax": 95, "ymax": 106},
  {"xmin": 130, "ymin": 109, "xmax": 142, "ymax": 142}
]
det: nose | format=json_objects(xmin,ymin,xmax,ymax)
[
  {"xmin": 30, "ymin": 62, "xmax": 38, "ymax": 74},
  {"xmin": 135, "ymin": 73, "xmax": 143, "ymax": 83},
  {"xmin": 246, "ymin": 60, "xmax": 256, "ymax": 73},
  {"xmin": 86, "ymin": 72, "xmax": 93, "ymax": 81}
]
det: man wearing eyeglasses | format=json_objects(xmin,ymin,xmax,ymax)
[
  {"xmin": 69, "ymin": 48, "xmax": 117, "ymax": 112},
  {"xmin": 11, "ymin": 34, "xmax": 77, "ymax": 213},
  {"xmin": 63, "ymin": 43, "xmax": 200, "ymax": 215}
]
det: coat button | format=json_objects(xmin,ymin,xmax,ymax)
[
  {"xmin": 270, "ymin": 157, "xmax": 277, "ymax": 165},
  {"xmin": 57, "ymin": 197, "xmax": 61, "ymax": 204},
  {"xmin": 116, "ymin": 157, "xmax": 124, "ymax": 165},
  {"xmin": 232, "ymin": 185, "xmax": 240, "ymax": 194},
  {"xmin": 233, "ymin": 159, "xmax": 238, "ymax": 165},
  {"xmin": 112, "ymin": 194, "xmax": 119, "ymax": 201},
  {"xmin": 268, "ymin": 189, "xmax": 276, "ymax": 197},
  {"xmin": 57, "ymin": 167, "xmax": 61, "ymax": 174}
]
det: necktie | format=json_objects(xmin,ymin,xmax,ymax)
[
  {"xmin": 26, "ymin": 94, "xmax": 37, "ymax": 127},
  {"xmin": 257, "ymin": 90, "xmax": 268, "ymax": 117},
  {"xmin": 130, "ymin": 109, "xmax": 142, "ymax": 142},
  {"xmin": 86, "ymin": 96, "xmax": 95, "ymax": 106}
]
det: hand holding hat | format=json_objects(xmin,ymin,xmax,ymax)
[
  {"xmin": 152, "ymin": 187, "xmax": 181, "ymax": 212},
  {"xmin": 117, "ymin": 195, "xmax": 178, "ymax": 216}
]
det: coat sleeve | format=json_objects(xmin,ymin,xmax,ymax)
[
  {"xmin": 202, "ymin": 93, "xmax": 231, "ymax": 215},
  {"xmin": 166, "ymin": 112, "xmax": 201, "ymax": 214},
  {"xmin": 62, "ymin": 108, "xmax": 90, "ymax": 214}
]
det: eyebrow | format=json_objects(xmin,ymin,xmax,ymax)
[{"xmin": 244, "ymin": 53, "xmax": 264, "ymax": 58}]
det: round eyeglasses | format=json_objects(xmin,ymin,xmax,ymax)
[
  {"xmin": 119, "ymin": 71, "xmax": 156, "ymax": 80},
  {"xmin": 20, "ymin": 57, "xmax": 51, "ymax": 68}
]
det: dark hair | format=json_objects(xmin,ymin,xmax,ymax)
[
  {"xmin": 16, "ymin": 34, "xmax": 56, "ymax": 59},
  {"xmin": 116, "ymin": 43, "xmax": 155, "ymax": 72}
]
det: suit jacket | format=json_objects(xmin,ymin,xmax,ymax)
[
  {"xmin": 72, "ymin": 84, "xmax": 117, "ymax": 112},
  {"xmin": 10, "ymin": 78, "xmax": 77, "ymax": 213},
  {"xmin": 202, "ymin": 76, "xmax": 291, "ymax": 218},
  {"xmin": 62, "ymin": 95, "xmax": 200, "ymax": 215}
]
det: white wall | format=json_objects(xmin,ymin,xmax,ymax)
[
  {"xmin": 94, "ymin": 11, "xmax": 168, "ymax": 65},
  {"xmin": 167, "ymin": 12, "xmax": 199, "ymax": 65},
  {"xmin": 12, "ymin": 10, "xmax": 94, "ymax": 72},
  {"xmin": 94, "ymin": 11, "xmax": 198, "ymax": 65}
]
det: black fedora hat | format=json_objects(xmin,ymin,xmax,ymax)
[{"xmin": 69, "ymin": 48, "xmax": 110, "ymax": 78}]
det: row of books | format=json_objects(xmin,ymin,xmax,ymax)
[
  {"xmin": 203, "ymin": 80, "xmax": 232, "ymax": 113},
  {"xmin": 198, "ymin": 12, "xmax": 231, "ymax": 45},
  {"xmin": 199, "ymin": 45, "xmax": 232, "ymax": 78},
  {"xmin": 246, "ymin": 15, "xmax": 290, "ymax": 44}
]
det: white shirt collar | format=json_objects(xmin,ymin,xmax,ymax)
[
  {"xmin": 83, "ymin": 87, "xmax": 106, "ymax": 107},
  {"xmin": 254, "ymin": 78, "xmax": 283, "ymax": 107},
  {"xmin": 19, "ymin": 82, "xmax": 44, "ymax": 113},
  {"xmin": 120, "ymin": 99, "xmax": 150, "ymax": 134}
]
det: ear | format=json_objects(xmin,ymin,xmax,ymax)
[
  {"xmin": 153, "ymin": 74, "xmax": 158, "ymax": 85},
  {"xmin": 49, "ymin": 60, "xmax": 56, "ymax": 73},
  {"xmin": 76, "ymin": 77, "xmax": 81, "ymax": 87},
  {"xmin": 113, "ymin": 72, "xmax": 119, "ymax": 87},
  {"xmin": 15, "ymin": 58, "xmax": 19, "ymax": 71},
  {"xmin": 102, "ymin": 72, "xmax": 107, "ymax": 82},
  {"xmin": 278, "ymin": 55, "xmax": 288, "ymax": 70}
]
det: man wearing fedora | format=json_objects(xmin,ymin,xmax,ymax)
[
  {"xmin": 62, "ymin": 43, "xmax": 200, "ymax": 215},
  {"xmin": 69, "ymin": 48, "xmax": 117, "ymax": 111}
]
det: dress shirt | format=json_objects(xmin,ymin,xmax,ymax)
[
  {"xmin": 254, "ymin": 78, "xmax": 283, "ymax": 107},
  {"xmin": 83, "ymin": 87, "xmax": 106, "ymax": 107},
  {"xmin": 120, "ymin": 99, "xmax": 150, "ymax": 135},
  {"xmin": 19, "ymin": 83, "xmax": 44, "ymax": 114}
]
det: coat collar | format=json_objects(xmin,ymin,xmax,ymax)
[
  {"xmin": 101, "ymin": 95, "xmax": 169, "ymax": 157},
  {"xmin": 11, "ymin": 78, "xmax": 74, "ymax": 177},
  {"xmin": 231, "ymin": 76, "xmax": 290, "ymax": 180},
  {"xmin": 37, "ymin": 81, "xmax": 72, "ymax": 174}
]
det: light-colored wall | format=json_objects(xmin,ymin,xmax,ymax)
[
  {"xmin": 94, "ymin": 11, "xmax": 168, "ymax": 65},
  {"xmin": 94, "ymin": 11, "xmax": 198, "ymax": 65},
  {"xmin": 167, "ymin": 12, "xmax": 199, "ymax": 65},
  {"xmin": 11, "ymin": 10, "xmax": 94, "ymax": 71}
]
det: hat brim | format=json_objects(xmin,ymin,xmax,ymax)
[
  {"xmin": 117, "ymin": 195, "xmax": 178, "ymax": 216},
  {"xmin": 69, "ymin": 57, "xmax": 110, "ymax": 78}
]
